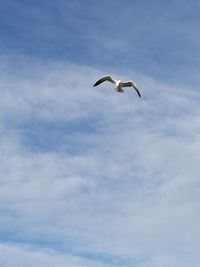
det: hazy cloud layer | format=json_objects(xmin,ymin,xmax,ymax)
[{"xmin": 0, "ymin": 55, "xmax": 200, "ymax": 266}]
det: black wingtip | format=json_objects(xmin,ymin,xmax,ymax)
[
  {"xmin": 136, "ymin": 88, "xmax": 141, "ymax": 98},
  {"xmin": 93, "ymin": 80, "xmax": 101, "ymax": 87},
  {"xmin": 136, "ymin": 90, "xmax": 141, "ymax": 98}
]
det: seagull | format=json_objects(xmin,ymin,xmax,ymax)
[{"xmin": 93, "ymin": 75, "xmax": 141, "ymax": 97}]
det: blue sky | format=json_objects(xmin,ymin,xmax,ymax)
[
  {"xmin": 1, "ymin": 0, "xmax": 200, "ymax": 82},
  {"xmin": 0, "ymin": 1, "xmax": 200, "ymax": 267}
]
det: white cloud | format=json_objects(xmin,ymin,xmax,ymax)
[{"xmin": 0, "ymin": 55, "xmax": 200, "ymax": 266}]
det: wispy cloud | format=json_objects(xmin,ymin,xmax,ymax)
[
  {"xmin": 0, "ymin": 243, "xmax": 115, "ymax": 267},
  {"xmin": 1, "ymin": 1, "xmax": 200, "ymax": 266},
  {"xmin": 0, "ymin": 54, "xmax": 200, "ymax": 266}
]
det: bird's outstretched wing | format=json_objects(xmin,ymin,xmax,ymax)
[
  {"xmin": 121, "ymin": 81, "xmax": 141, "ymax": 97},
  {"xmin": 93, "ymin": 75, "xmax": 116, "ymax": 87}
]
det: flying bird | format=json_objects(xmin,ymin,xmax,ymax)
[{"xmin": 93, "ymin": 75, "xmax": 141, "ymax": 97}]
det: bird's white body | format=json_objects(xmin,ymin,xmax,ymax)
[
  {"xmin": 93, "ymin": 75, "xmax": 141, "ymax": 97},
  {"xmin": 115, "ymin": 80, "xmax": 122, "ymax": 92}
]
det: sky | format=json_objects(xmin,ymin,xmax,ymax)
[{"xmin": 0, "ymin": 0, "xmax": 200, "ymax": 266}]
